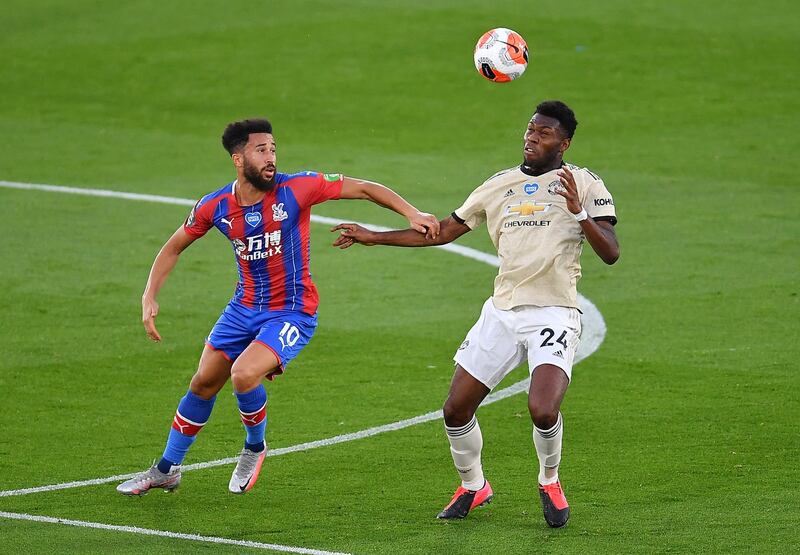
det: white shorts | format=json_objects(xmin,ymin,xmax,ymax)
[{"xmin": 453, "ymin": 298, "xmax": 582, "ymax": 389}]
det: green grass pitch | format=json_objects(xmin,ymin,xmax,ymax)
[{"xmin": 0, "ymin": 0, "xmax": 798, "ymax": 553}]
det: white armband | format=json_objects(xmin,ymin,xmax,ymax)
[{"xmin": 573, "ymin": 208, "xmax": 588, "ymax": 222}]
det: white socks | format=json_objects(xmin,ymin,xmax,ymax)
[
  {"xmin": 445, "ymin": 416, "xmax": 485, "ymax": 491},
  {"xmin": 533, "ymin": 412, "xmax": 563, "ymax": 485},
  {"xmin": 446, "ymin": 413, "xmax": 562, "ymax": 489}
]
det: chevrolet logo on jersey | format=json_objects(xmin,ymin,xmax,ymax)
[{"xmin": 506, "ymin": 201, "xmax": 551, "ymax": 217}]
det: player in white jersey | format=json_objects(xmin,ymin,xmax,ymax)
[{"xmin": 332, "ymin": 100, "xmax": 619, "ymax": 528}]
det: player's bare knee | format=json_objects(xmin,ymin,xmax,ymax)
[
  {"xmin": 529, "ymin": 401, "xmax": 559, "ymax": 429},
  {"xmin": 442, "ymin": 398, "xmax": 474, "ymax": 428},
  {"xmin": 230, "ymin": 371, "xmax": 256, "ymax": 393},
  {"xmin": 230, "ymin": 364, "xmax": 261, "ymax": 393},
  {"xmin": 189, "ymin": 373, "xmax": 221, "ymax": 400},
  {"xmin": 189, "ymin": 380, "xmax": 218, "ymax": 400},
  {"xmin": 531, "ymin": 409, "xmax": 559, "ymax": 430}
]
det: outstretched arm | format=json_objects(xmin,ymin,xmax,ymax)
[
  {"xmin": 332, "ymin": 215, "xmax": 471, "ymax": 249},
  {"xmin": 142, "ymin": 227, "xmax": 197, "ymax": 341},
  {"xmin": 339, "ymin": 177, "xmax": 440, "ymax": 239},
  {"xmin": 556, "ymin": 167, "xmax": 620, "ymax": 265}
]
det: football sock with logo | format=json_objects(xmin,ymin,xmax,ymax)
[
  {"xmin": 157, "ymin": 391, "xmax": 216, "ymax": 473},
  {"xmin": 533, "ymin": 412, "xmax": 563, "ymax": 485},
  {"xmin": 235, "ymin": 384, "xmax": 267, "ymax": 453},
  {"xmin": 445, "ymin": 416, "xmax": 485, "ymax": 491}
]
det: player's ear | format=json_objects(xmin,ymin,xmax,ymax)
[
  {"xmin": 231, "ymin": 152, "xmax": 243, "ymax": 168},
  {"xmin": 560, "ymin": 137, "xmax": 571, "ymax": 155}
]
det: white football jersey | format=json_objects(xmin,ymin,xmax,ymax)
[{"xmin": 453, "ymin": 163, "xmax": 616, "ymax": 309}]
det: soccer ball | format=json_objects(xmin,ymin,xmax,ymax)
[{"xmin": 473, "ymin": 28, "xmax": 529, "ymax": 82}]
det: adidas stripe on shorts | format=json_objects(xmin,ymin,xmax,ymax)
[{"xmin": 454, "ymin": 297, "xmax": 581, "ymax": 389}]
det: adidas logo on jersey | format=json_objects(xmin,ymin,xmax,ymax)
[
  {"xmin": 552, "ymin": 350, "xmax": 564, "ymax": 359},
  {"xmin": 503, "ymin": 189, "xmax": 515, "ymax": 198}
]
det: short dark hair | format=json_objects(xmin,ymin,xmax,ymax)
[
  {"xmin": 535, "ymin": 100, "xmax": 578, "ymax": 138},
  {"xmin": 221, "ymin": 118, "xmax": 273, "ymax": 154}
]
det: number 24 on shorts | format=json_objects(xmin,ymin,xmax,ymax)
[{"xmin": 539, "ymin": 328, "xmax": 568, "ymax": 349}]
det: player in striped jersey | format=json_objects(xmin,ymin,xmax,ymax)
[
  {"xmin": 117, "ymin": 118, "xmax": 439, "ymax": 496},
  {"xmin": 333, "ymin": 101, "xmax": 620, "ymax": 527}
]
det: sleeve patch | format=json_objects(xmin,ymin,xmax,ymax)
[{"xmin": 185, "ymin": 204, "xmax": 197, "ymax": 227}]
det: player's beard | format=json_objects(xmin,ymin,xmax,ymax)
[
  {"xmin": 243, "ymin": 160, "xmax": 276, "ymax": 192},
  {"xmin": 522, "ymin": 145, "xmax": 561, "ymax": 175}
]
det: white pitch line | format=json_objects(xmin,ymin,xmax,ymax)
[
  {"xmin": 0, "ymin": 180, "xmax": 606, "ymax": 500},
  {"xmin": 0, "ymin": 511, "xmax": 351, "ymax": 555},
  {"xmin": 0, "ymin": 180, "xmax": 197, "ymax": 206},
  {"xmin": 0, "ymin": 180, "xmax": 500, "ymax": 266}
]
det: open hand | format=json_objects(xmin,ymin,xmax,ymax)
[
  {"xmin": 331, "ymin": 223, "xmax": 375, "ymax": 249},
  {"xmin": 556, "ymin": 166, "xmax": 583, "ymax": 215}
]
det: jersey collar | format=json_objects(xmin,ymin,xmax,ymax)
[{"xmin": 519, "ymin": 161, "xmax": 565, "ymax": 177}]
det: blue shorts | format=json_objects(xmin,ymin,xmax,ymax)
[{"xmin": 206, "ymin": 301, "xmax": 318, "ymax": 379}]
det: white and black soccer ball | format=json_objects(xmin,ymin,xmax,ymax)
[{"xmin": 473, "ymin": 27, "xmax": 529, "ymax": 82}]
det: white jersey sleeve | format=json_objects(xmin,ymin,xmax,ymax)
[
  {"xmin": 453, "ymin": 184, "xmax": 489, "ymax": 230},
  {"xmin": 581, "ymin": 173, "xmax": 617, "ymax": 223}
]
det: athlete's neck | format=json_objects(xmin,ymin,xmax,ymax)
[
  {"xmin": 234, "ymin": 179, "xmax": 268, "ymax": 206},
  {"xmin": 520, "ymin": 158, "xmax": 564, "ymax": 177}
]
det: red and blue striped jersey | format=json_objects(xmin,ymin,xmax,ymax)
[{"xmin": 183, "ymin": 171, "xmax": 344, "ymax": 315}]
